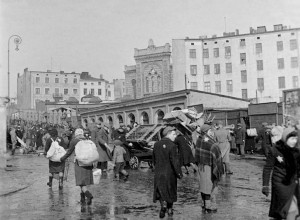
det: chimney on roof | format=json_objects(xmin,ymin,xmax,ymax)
[
  {"xmin": 100, "ymin": 74, "xmax": 103, "ymax": 79},
  {"xmin": 274, "ymin": 24, "xmax": 283, "ymax": 31},
  {"xmin": 185, "ymin": 37, "xmax": 189, "ymax": 39},
  {"xmin": 236, "ymin": 29, "xmax": 239, "ymax": 35},
  {"xmin": 257, "ymin": 26, "xmax": 267, "ymax": 33},
  {"xmin": 60, "ymin": 71, "xmax": 64, "ymax": 74},
  {"xmin": 47, "ymin": 70, "xmax": 51, "ymax": 72}
]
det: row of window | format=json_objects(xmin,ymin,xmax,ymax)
[
  {"xmin": 83, "ymin": 82, "xmax": 103, "ymax": 86},
  {"xmin": 203, "ymin": 80, "xmax": 233, "ymax": 93},
  {"xmin": 190, "ymin": 39, "xmax": 298, "ymax": 59},
  {"xmin": 190, "ymin": 56, "xmax": 299, "ymax": 75},
  {"xmin": 36, "ymin": 77, "xmax": 78, "ymax": 84},
  {"xmin": 83, "ymin": 88, "xmax": 102, "ymax": 96},
  {"xmin": 35, "ymin": 88, "xmax": 78, "ymax": 95}
]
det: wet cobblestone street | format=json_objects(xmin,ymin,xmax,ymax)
[{"xmin": 0, "ymin": 154, "xmax": 269, "ymax": 219}]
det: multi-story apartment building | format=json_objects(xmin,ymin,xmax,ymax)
[
  {"xmin": 80, "ymin": 72, "xmax": 114, "ymax": 102},
  {"xmin": 113, "ymin": 79, "xmax": 125, "ymax": 100},
  {"xmin": 17, "ymin": 68, "xmax": 81, "ymax": 109},
  {"xmin": 173, "ymin": 24, "xmax": 300, "ymax": 103}
]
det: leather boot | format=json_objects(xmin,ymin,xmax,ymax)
[
  {"xmin": 85, "ymin": 191, "xmax": 93, "ymax": 205},
  {"xmin": 167, "ymin": 203, "xmax": 173, "ymax": 216},
  {"xmin": 80, "ymin": 192, "xmax": 86, "ymax": 204},
  {"xmin": 205, "ymin": 200, "xmax": 217, "ymax": 213},
  {"xmin": 59, "ymin": 177, "xmax": 63, "ymax": 190},
  {"xmin": 159, "ymin": 201, "xmax": 167, "ymax": 218},
  {"xmin": 47, "ymin": 176, "xmax": 53, "ymax": 187}
]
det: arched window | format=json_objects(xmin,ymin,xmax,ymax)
[
  {"xmin": 173, "ymin": 107, "xmax": 182, "ymax": 111},
  {"xmin": 117, "ymin": 115, "xmax": 123, "ymax": 124},
  {"xmin": 155, "ymin": 110, "xmax": 165, "ymax": 124},
  {"xmin": 98, "ymin": 117, "xmax": 103, "ymax": 123},
  {"xmin": 140, "ymin": 111, "xmax": 149, "ymax": 125},
  {"xmin": 157, "ymin": 75, "xmax": 161, "ymax": 92},
  {"xmin": 128, "ymin": 113, "xmax": 135, "ymax": 126},
  {"xmin": 107, "ymin": 116, "xmax": 113, "ymax": 126}
]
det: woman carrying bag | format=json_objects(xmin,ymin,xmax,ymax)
[
  {"xmin": 262, "ymin": 126, "xmax": 300, "ymax": 220},
  {"xmin": 60, "ymin": 128, "xmax": 96, "ymax": 205}
]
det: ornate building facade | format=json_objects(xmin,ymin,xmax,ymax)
[{"xmin": 124, "ymin": 39, "xmax": 173, "ymax": 99}]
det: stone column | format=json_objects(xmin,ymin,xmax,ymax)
[{"xmin": 0, "ymin": 97, "xmax": 9, "ymax": 169}]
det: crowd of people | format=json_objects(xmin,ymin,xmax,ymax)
[{"xmin": 6, "ymin": 118, "xmax": 300, "ymax": 219}]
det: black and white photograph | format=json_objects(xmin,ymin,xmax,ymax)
[{"xmin": 1, "ymin": 0, "xmax": 300, "ymax": 219}]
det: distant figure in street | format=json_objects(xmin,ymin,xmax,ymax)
[
  {"xmin": 256, "ymin": 122, "xmax": 272, "ymax": 157},
  {"xmin": 112, "ymin": 140, "xmax": 129, "ymax": 181},
  {"xmin": 262, "ymin": 126, "xmax": 300, "ymax": 219},
  {"xmin": 235, "ymin": 123, "xmax": 246, "ymax": 157},
  {"xmin": 60, "ymin": 128, "xmax": 94, "ymax": 205},
  {"xmin": 214, "ymin": 121, "xmax": 233, "ymax": 175},
  {"xmin": 195, "ymin": 124, "xmax": 224, "ymax": 213},
  {"xmin": 44, "ymin": 128, "xmax": 67, "ymax": 190},
  {"xmin": 153, "ymin": 126, "xmax": 182, "ymax": 218}
]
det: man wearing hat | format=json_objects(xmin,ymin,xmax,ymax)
[
  {"xmin": 235, "ymin": 123, "xmax": 246, "ymax": 157},
  {"xmin": 153, "ymin": 126, "xmax": 182, "ymax": 218},
  {"xmin": 91, "ymin": 122, "xmax": 112, "ymax": 172},
  {"xmin": 256, "ymin": 122, "xmax": 272, "ymax": 158}
]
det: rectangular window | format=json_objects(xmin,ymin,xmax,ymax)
[
  {"xmin": 214, "ymin": 64, "xmax": 220, "ymax": 74},
  {"xmin": 204, "ymin": 81, "xmax": 211, "ymax": 92},
  {"xmin": 213, "ymin": 48, "xmax": 219, "ymax": 58},
  {"xmin": 98, "ymin": 89, "xmax": 102, "ymax": 95},
  {"xmin": 226, "ymin": 63, "xmax": 232, "ymax": 73},
  {"xmin": 45, "ymin": 77, "xmax": 49, "ymax": 83},
  {"xmin": 91, "ymin": 89, "xmax": 94, "ymax": 95},
  {"xmin": 241, "ymin": 70, "xmax": 247, "ymax": 83},
  {"xmin": 290, "ymin": 39, "xmax": 298, "ymax": 50},
  {"xmin": 55, "ymin": 78, "xmax": 59, "ymax": 83},
  {"xmin": 277, "ymin": 41, "xmax": 283, "ymax": 51},
  {"xmin": 293, "ymin": 76, "xmax": 299, "ymax": 88},
  {"xmin": 55, "ymin": 88, "xmax": 59, "ymax": 93},
  {"xmin": 278, "ymin": 77, "xmax": 285, "ymax": 89},
  {"xmin": 73, "ymin": 89, "xmax": 78, "ymax": 94},
  {"xmin": 240, "ymin": 39, "xmax": 246, "ymax": 47},
  {"xmin": 83, "ymin": 88, "xmax": 87, "ymax": 95},
  {"xmin": 277, "ymin": 58, "xmax": 284, "ymax": 69},
  {"xmin": 64, "ymin": 78, "xmax": 68, "ymax": 84},
  {"xmin": 242, "ymin": 89, "xmax": 248, "ymax": 99},
  {"xmin": 35, "ymin": 88, "xmax": 40, "ymax": 94},
  {"xmin": 215, "ymin": 81, "xmax": 221, "ymax": 93},
  {"xmin": 98, "ymin": 82, "xmax": 101, "ymax": 85},
  {"xmin": 240, "ymin": 53, "xmax": 246, "ymax": 64},
  {"xmin": 36, "ymin": 77, "xmax": 40, "ymax": 83},
  {"xmin": 257, "ymin": 78, "xmax": 264, "ymax": 91},
  {"xmin": 84, "ymin": 82, "xmax": 87, "ymax": 85},
  {"xmin": 256, "ymin": 43, "xmax": 262, "ymax": 53},
  {"xmin": 64, "ymin": 89, "xmax": 68, "ymax": 95},
  {"xmin": 45, "ymin": 88, "xmax": 50, "ymax": 95},
  {"xmin": 190, "ymin": 82, "xmax": 198, "ymax": 90},
  {"xmin": 204, "ymin": 65, "xmax": 210, "ymax": 75},
  {"xmin": 73, "ymin": 78, "xmax": 77, "ymax": 84},
  {"xmin": 226, "ymin": 80, "xmax": 233, "ymax": 92},
  {"xmin": 189, "ymin": 49, "xmax": 196, "ymax": 58},
  {"xmin": 257, "ymin": 60, "xmax": 264, "ymax": 70},
  {"xmin": 203, "ymin": 49, "xmax": 209, "ymax": 58},
  {"xmin": 225, "ymin": 46, "xmax": 231, "ymax": 57},
  {"xmin": 190, "ymin": 65, "xmax": 197, "ymax": 75},
  {"xmin": 291, "ymin": 57, "xmax": 299, "ymax": 68}
]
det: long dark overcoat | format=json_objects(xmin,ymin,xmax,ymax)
[
  {"xmin": 153, "ymin": 137, "xmax": 182, "ymax": 203},
  {"xmin": 263, "ymin": 140, "xmax": 300, "ymax": 219},
  {"xmin": 174, "ymin": 135, "xmax": 195, "ymax": 166}
]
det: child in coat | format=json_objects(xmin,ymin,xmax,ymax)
[{"xmin": 112, "ymin": 140, "xmax": 129, "ymax": 181}]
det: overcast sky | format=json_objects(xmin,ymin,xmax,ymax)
[{"xmin": 1, "ymin": 0, "xmax": 300, "ymax": 98}]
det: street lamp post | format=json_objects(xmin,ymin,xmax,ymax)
[{"xmin": 8, "ymin": 35, "xmax": 22, "ymax": 98}]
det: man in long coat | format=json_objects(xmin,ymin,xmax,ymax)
[
  {"xmin": 91, "ymin": 123, "xmax": 111, "ymax": 172},
  {"xmin": 153, "ymin": 126, "xmax": 182, "ymax": 218}
]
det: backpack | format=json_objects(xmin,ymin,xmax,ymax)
[
  {"xmin": 46, "ymin": 138, "xmax": 66, "ymax": 162},
  {"xmin": 75, "ymin": 139, "xmax": 99, "ymax": 166}
]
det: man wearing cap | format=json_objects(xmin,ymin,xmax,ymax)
[
  {"xmin": 91, "ymin": 122, "xmax": 112, "ymax": 172},
  {"xmin": 153, "ymin": 126, "xmax": 182, "ymax": 218},
  {"xmin": 214, "ymin": 121, "xmax": 233, "ymax": 174},
  {"xmin": 256, "ymin": 122, "xmax": 272, "ymax": 158},
  {"xmin": 235, "ymin": 123, "xmax": 246, "ymax": 157}
]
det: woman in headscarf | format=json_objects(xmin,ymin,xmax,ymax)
[
  {"xmin": 195, "ymin": 124, "xmax": 224, "ymax": 213},
  {"xmin": 60, "ymin": 128, "xmax": 94, "ymax": 205},
  {"xmin": 262, "ymin": 126, "xmax": 300, "ymax": 220},
  {"xmin": 44, "ymin": 127, "xmax": 67, "ymax": 190}
]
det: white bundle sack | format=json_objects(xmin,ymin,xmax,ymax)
[
  {"xmin": 93, "ymin": 168, "xmax": 102, "ymax": 184},
  {"xmin": 75, "ymin": 140, "xmax": 100, "ymax": 166},
  {"xmin": 46, "ymin": 139, "xmax": 66, "ymax": 162},
  {"xmin": 247, "ymin": 128, "xmax": 258, "ymax": 137}
]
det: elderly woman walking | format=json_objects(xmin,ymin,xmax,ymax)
[
  {"xmin": 60, "ymin": 128, "xmax": 94, "ymax": 205},
  {"xmin": 195, "ymin": 124, "xmax": 224, "ymax": 213},
  {"xmin": 262, "ymin": 126, "xmax": 300, "ymax": 220}
]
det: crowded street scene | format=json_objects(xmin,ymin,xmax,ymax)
[{"xmin": 1, "ymin": 0, "xmax": 300, "ymax": 219}]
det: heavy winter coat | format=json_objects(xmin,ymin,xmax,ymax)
[
  {"xmin": 174, "ymin": 134, "xmax": 195, "ymax": 167},
  {"xmin": 262, "ymin": 140, "xmax": 300, "ymax": 219},
  {"xmin": 153, "ymin": 137, "xmax": 182, "ymax": 203},
  {"xmin": 234, "ymin": 127, "xmax": 245, "ymax": 145},
  {"xmin": 91, "ymin": 127, "xmax": 111, "ymax": 162}
]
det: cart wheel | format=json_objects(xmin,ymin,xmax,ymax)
[{"xmin": 129, "ymin": 156, "xmax": 140, "ymax": 169}]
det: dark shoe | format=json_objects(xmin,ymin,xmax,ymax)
[
  {"xmin": 167, "ymin": 208, "xmax": 174, "ymax": 216},
  {"xmin": 123, "ymin": 174, "xmax": 129, "ymax": 181},
  {"xmin": 159, "ymin": 207, "xmax": 167, "ymax": 218},
  {"xmin": 47, "ymin": 176, "xmax": 53, "ymax": 187},
  {"xmin": 80, "ymin": 192, "xmax": 86, "ymax": 204},
  {"xmin": 85, "ymin": 191, "xmax": 93, "ymax": 205},
  {"xmin": 59, "ymin": 177, "xmax": 63, "ymax": 190}
]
